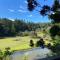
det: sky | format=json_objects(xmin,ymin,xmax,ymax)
[{"xmin": 0, "ymin": 0, "xmax": 54, "ymax": 23}]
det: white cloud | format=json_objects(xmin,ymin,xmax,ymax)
[
  {"xmin": 28, "ymin": 15, "xmax": 33, "ymax": 17},
  {"xmin": 20, "ymin": 5, "xmax": 27, "ymax": 9},
  {"xmin": 18, "ymin": 9, "xmax": 27, "ymax": 13},
  {"xmin": 52, "ymin": 12, "xmax": 55, "ymax": 14},
  {"xmin": 8, "ymin": 18, "xmax": 15, "ymax": 21},
  {"xmin": 24, "ymin": 1, "xmax": 28, "ymax": 4},
  {"xmin": 8, "ymin": 9, "xmax": 14, "ymax": 12}
]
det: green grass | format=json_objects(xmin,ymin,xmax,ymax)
[
  {"xmin": 0, "ymin": 36, "xmax": 38, "ymax": 51},
  {"xmin": 0, "ymin": 32, "xmax": 53, "ymax": 51}
]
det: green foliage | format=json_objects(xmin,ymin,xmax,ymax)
[
  {"xmin": 0, "ymin": 47, "xmax": 12, "ymax": 60},
  {"xmin": 17, "ymin": 31, "xmax": 30, "ymax": 36},
  {"xmin": 30, "ymin": 31, "xmax": 37, "ymax": 38},
  {"xmin": 17, "ymin": 32, "xmax": 23, "ymax": 36},
  {"xmin": 52, "ymin": 0, "xmax": 60, "ymax": 12},
  {"xmin": 50, "ymin": 25, "xmax": 60, "ymax": 38},
  {"xmin": 0, "ymin": 18, "xmax": 15, "ymax": 37},
  {"xmin": 46, "ymin": 43, "xmax": 52, "ymax": 49},
  {"xmin": 23, "ymin": 31, "xmax": 30, "ymax": 36},
  {"xmin": 50, "ymin": 43, "xmax": 60, "ymax": 54},
  {"xmin": 36, "ymin": 38, "xmax": 45, "ymax": 47},
  {"xmin": 0, "ymin": 50, "xmax": 3, "ymax": 60},
  {"xmin": 0, "ymin": 18, "xmax": 51, "ymax": 37},
  {"xmin": 40, "ymin": 5, "xmax": 50, "ymax": 16},
  {"xmin": 27, "ymin": 0, "xmax": 38, "ymax": 11},
  {"xmin": 4, "ymin": 47, "xmax": 12, "ymax": 56},
  {"xmin": 49, "ymin": 11, "xmax": 60, "ymax": 23},
  {"xmin": 29, "ymin": 40, "xmax": 34, "ymax": 47},
  {"xmin": 27, "ymin": 0, "xmax": 60, "ymax": 39}
]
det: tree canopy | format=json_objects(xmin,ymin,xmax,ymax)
[{"xmin": 27, "ymin": 0, "xmax": 60, "ymax": 38}]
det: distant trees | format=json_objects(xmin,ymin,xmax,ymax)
[
  {"xmin": 14, "ymin": 19, "xmax": 28, "ymax": 32},
  {"xmin": 0, "ymin": 18, "xmax": 50, "ymax": 37},
  {"xmin": 0, "ymin": 18, "xmax": 32, "ymax": 37},
  {"xmin": 0, "ymin": 18, "xmax": 15, "ymax": 37}
]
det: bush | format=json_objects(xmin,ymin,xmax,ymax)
[
  {"xmin": 17, "ymin": 31, "xmax": 30, "ymax": 36},
  {"xmin": 30, "ymin": 31, "xmax": 37, "ymax": 38},
  {"xmin": 0, "ymin": 50, "xmax": 3, "ymax": 60},
  {"xmin": 4, "ymin": 47, "xmax": 12, "ymax": 56},
  {"xmin": 46, "ymin": 43, "xmax": 52, "ymax": 49},
  {"xmin": 46, "ymin": 42, "xmax": 60, "ymax": 55},
  {"xmin": 36, "ymin": 38, "xmax": 45, "ymax": 48},
  {"xmin": 50, "ymin": 25, "xmax": 60, "ymax": 39},
  {"xmin": 23, "ymin": 31, "xmax": 29, "ymax": 36},
  {"xmin": 17, "ymin": 32, "xmax": 23, "ymax": 36},
  {"xmin": 29, "ymin": 40, "xmax": 34, "ymax": 47},
  {"xmin": 51, "ymin": 43, "xmax": 60, "ymax": 53}
]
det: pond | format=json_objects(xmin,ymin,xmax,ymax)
[{"xmin": 10, "ymin": 47, "xmax": 52, "ymax": 60}]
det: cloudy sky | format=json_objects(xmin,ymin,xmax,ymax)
[{"xmin": 0, "ymin": 0, "xmax": 54, "ymax": 23}]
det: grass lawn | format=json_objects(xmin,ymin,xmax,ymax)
[
  {"xmin": 0, "ymin": 36, "xmax": 38, "ymax": 51},
  {"xmin": 0, "ymin": 32, "xmax": 53, "ymax": 51}
]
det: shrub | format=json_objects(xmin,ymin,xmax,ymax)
[
  {"xmin": 51, "ymin": 43, "xmax": 60, "ymax": 53},
  {"xmin": 36, "ymin": 38, "xmax": 45, "ymax": 48},
  {"xmin": 4, "ymin": 47, "xmax": 11, "ymax": 56},
  {"xmin": 30, "ymin": 31, "xmax": 37, "ymax": 38},
  {"xmin": 29, "ymin": 40, "xmax": 34, "ymax": 47},
  {"xmin": 17, "ymin": 31, "xmax": 30, "ymax": 36},
  {"xmin": 46, "ymin": 43, "xmax": 52, "ymax": 49},
  {"xmin": 0, "ymin": 50, "xmax": 3, "ymax": 60},
  {"xmin": 17, "ymin": 32, "xmax": 23, "ymax": 36},
  {"xmin": 23, "ymin": 31, "xmax": 29, "ymax": 36},
  {"xmin": 50, "ymin": 25, "xmax": 60, "ymax": 39}
]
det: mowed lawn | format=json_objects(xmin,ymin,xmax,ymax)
[
  {"xmin": 0, "ymin": 36, "xmax": 39, "ymax": 51},
  {"xmin": 0, "ymin": 32, "xmax": 52, "ymax": 51}
]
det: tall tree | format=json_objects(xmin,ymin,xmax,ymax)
[{"xmin": 27, "ymin": 0, "xmax": 60, "ymax": 38}]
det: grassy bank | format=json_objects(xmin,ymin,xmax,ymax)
[{"xmin": 0, "ymin": 32, "xmax": 53, "ymax": 51}]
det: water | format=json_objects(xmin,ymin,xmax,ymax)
[{"xmin": 10, "ymin": 47, "xmax": 52, "ymax": 60}]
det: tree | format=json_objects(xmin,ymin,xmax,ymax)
[
  {"xmin": 29, "ymin": 40, "xmax": 34, "ymax": 47},
  {"xmin": 50, "ymin": 25, "xmax": 60, "ymax": 39},
  {"xmin": 36, "ymin": 38, "xmax": 45, "ymax": 48},
  {"xmin": 0, "ymin": 18, "xmax": 46, "ymax": 37},
  {"xmin": 0, "ymin": 23, "xmax": 4, "ymax": 37},
  {"xmin": 27, "ymin": 0, "xmax": 60, "ymax": 38}
]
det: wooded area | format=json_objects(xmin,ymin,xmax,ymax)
[{"xmin": 0, "ymin": 18, "xmax": 51, "ymax": 37}]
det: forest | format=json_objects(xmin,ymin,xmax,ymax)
[{"xmin": 0, "ymin": 18, "xmax": 51, "ymax": 37}]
